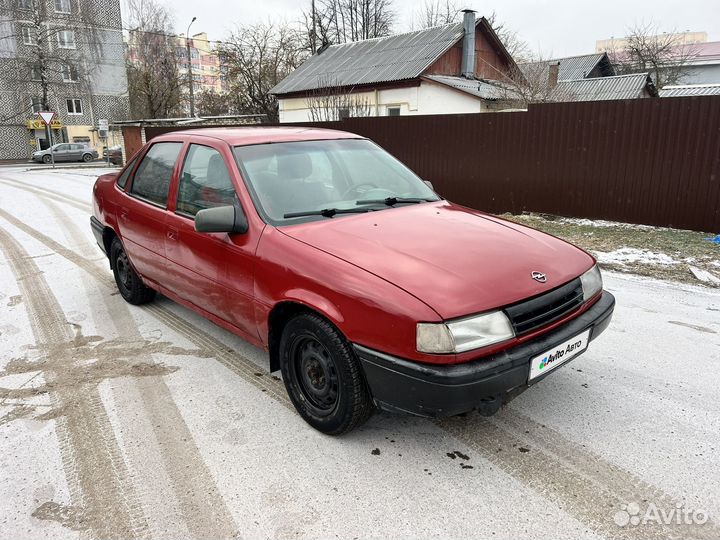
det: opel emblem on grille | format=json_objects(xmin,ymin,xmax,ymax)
[{"xmin": 531, "ymin": 271, "xmax": 547, "ymax": 283}]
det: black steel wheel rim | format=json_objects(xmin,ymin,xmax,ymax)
[
  {"xmin": 115, "ymin": 250, "xmax": 132, "ymax": 291},
  {"xmin": 290, "ymin": 334, "xmax": 339, "ymax": 416}
]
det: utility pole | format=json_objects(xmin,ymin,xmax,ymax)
[{"xmin": 186, "ymin": 16, "xmax": 197, "ymax": 117}]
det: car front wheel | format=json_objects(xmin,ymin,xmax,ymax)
[
  {"xmin": 42, "ymin": 154, "xmax": 51, "ymax": 164},
  {"xmin": 110, "ymin": 237, "xmax": 155, "ymax": 305},
  {"xmin": 82, "ymin": 153, "xmax": 93, "ymax": 162},
  {"xmin": 280, "ymin": 313, "xmax": 374, "ymax": 435}
]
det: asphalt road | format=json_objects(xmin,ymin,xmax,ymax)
[{"xmin": 0, "ymin": 166, "xmax": 719, "ymax": 540}]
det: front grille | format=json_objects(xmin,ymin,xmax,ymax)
[{"xmin": 504, "ymin": 278, "xmax": 584, "ymax": 335}]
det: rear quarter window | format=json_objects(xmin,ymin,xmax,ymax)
[
  {"xmin": 116, "ymin": 155, "xmax": 138, "ymax": 190},
  {"xmin": 130, "ymin": 142, "xmax": 182, "ymax": 206}
]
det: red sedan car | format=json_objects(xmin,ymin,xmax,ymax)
[{"xmin": 91, "ymin": 127, "xmax": 614, "ymax": 434}]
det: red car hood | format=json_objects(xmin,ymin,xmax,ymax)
[{"xmin": 280, "ymin": 201, "xmax": 595, "ymax": 320}]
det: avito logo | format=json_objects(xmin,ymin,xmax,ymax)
[{"xmin": 539, "ymin": 350, "xmax": 563, "ymax": 370}]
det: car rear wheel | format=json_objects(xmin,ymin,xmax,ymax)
[
  {"xmin": 82, "ymin": 153, "xmax": 93, "ymax": 162},
  {"xmin": 42, "ymin": 154, "xmax": 51, "ymax": 164},
  {"xmin": 280, "ymin": 313, "xmax": 374, "ymax": 435},
  {"xmin": 110, "ymin": 237, "xmax": 155, "ymax": 305}
]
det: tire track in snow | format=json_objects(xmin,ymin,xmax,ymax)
[
  {"xmin": 36, "ymin": 197, "xmax": 240, "ymax": 539},
  {"xmin": 0, "ymin": 223, "xmax": 148, "ymax": 539}
]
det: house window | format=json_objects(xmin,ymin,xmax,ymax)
[
  {"xmin": 21, "ymin": 27, "xmax": 37, "ymax": 45},
  {"xmin": 66, "ymin": 98, "xmax": 82, "ymax": 114},
  {"xmin": 338, "ymin": 107, "xmax": 350, "ymax": 120},
  {"xmin": 54, "ymin": 0, "xmax": 71, "ymax": 13},
  {"xmin": 56, "ymin": 30, "xmax": 76, "ymax": 49},
  {"xmin": 31, "ymin": 97, "xmax": 42, "ymax": 113},
  {"xmin": 387, "ymin": 106, "xmax": 401, "ymax": 116},
  {"xmin": 31, "ymin": 64, "xmax": 42, "ymax": 80},
  {"xmin": 61, "ymin": 63, "xmax": 77, "ymax": 82},
  {"xmin": 17, "ymin": 0, "xmax": 33, "ymax": 9}
]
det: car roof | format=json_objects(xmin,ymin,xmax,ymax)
[{"xmin": 153, "ymin": 126, "xmax": 365, "ymax": 146}]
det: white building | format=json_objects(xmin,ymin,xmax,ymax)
[{"xmin": 271, "ymin": 11, "xmax": 520, "ymax": 122}]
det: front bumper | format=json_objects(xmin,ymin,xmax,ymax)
[{"xmin": 354, "ymin": 291, "xmax": 615, "ymax": 418}]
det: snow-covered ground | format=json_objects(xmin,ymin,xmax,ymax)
[{"xmin": 1, "ymin": 166, "xmax": 719, "ymax": 540}]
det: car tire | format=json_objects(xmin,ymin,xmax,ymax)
[
  {"xmin": 110, "ymin": 237, "xmax": 155, "ymax": 305},
  {"xmin": 42, "ymin": 154, "xmax": 51, "ymax": 164},
  {"xmin": 82, "ymin": 153, "xmax": 93, "ymax": 162},
  {"xmin": 280, "ymin": 312, "xmax": 374, "ymax": 435}
]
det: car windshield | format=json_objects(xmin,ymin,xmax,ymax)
[{"xmin": 233, "ymin": 139, "xmax": 439, "ymax": 224}]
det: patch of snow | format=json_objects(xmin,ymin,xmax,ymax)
[
  {"xmin": 593, "ymin": 247, "xmax": 679, "ymax": 266},
  {"xmin": 558, "ymin": 217, "xmax": 656, "ymax": 230},
  {"xmin": 689, "ymin": 266, "xmax": 720, "ymax": 285}
]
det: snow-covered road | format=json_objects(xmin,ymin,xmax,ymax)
[{"xmin": 1, "ymin": 166, "xmax": 719, "ymax": 540}]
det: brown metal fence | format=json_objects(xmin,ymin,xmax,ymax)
[
  {"xmin": 288, "ymin": 96, "xmax": 720, "ymax": 232},
  {"xmin": 142, "ymin": 96, "xmax": 720, "ymax": 231}
]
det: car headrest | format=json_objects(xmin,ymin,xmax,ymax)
[
  {"xmin": 277, "ymin": 152, "xmax": 312, "ymax": 179},
  {"xmin": 207, "ymin": 153, "xmax": 231, "ymax": 186}
]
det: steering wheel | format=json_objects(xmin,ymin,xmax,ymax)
[{"xmin": 341, "ymin": 182, "xmax": 378, "ymax": 199}]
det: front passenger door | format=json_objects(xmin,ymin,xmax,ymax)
[
  {"xmin": 165, "ymin": 143, "xmax": 255, "ymax": 334},
  {"xmin": 53, "ymin": 144, "xmax": 69, "ymax": 161}
]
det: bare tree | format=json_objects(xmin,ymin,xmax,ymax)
[
  {"xmin": 218, "ymin": 22, "xmax": 307, "ymax": 121},
  {"xmin": 495, "ymin": 55, "xmax": 565, "ymax": 107},
  {"xmin": 304, "ymin": 0, "xmax": 395, "ymax": 48},
  {"xmin": 487, "ymin": 11, "xmax": 531, "ymax": 63},
  {"xmin": 306, "ymin": 77, "xmax": 373, "ymax": 121},
  {"xmin": 125, "ymin": 0, "xmax": 184, "ymax": 119},
  {"xmin": 608, "ymin": 22, "xmax": 699, "ymax": 88},
  {"xmin": 195, "ymin": 89, "xmax": 232, "ymax": 116},
  {"xmin": 409, "ymin": 0, "xmax": 460, "ymax": 30}
]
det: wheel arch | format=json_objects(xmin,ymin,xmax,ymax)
[
  {"xmin": 102, "ymin": 225, "xmax": 119, "ymax": 262},
  {"xmin": 267, "ymin": 298, "xmax": 345, "ymax": 373}
]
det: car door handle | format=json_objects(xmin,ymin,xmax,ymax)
[
  {"xmin": 120, "ymin": 206, "xmax": 129, "ymax": 219},
  {"xmin": 167, "ymin": 227, "xmax": 178, "ymax": 241}
]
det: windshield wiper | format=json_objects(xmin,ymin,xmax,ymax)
[
  {"xmin": 355, "ymin": 196, "xmax": 435, "ymax": 206},
  {"xmin": 284, "ymin": 206, "xmax": 377, "ymax": 219}
]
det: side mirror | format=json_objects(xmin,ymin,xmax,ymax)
[
  {"xmin": 195, "ymin": 205, "xmax": 248, "ymax": 234},
  {"xmin": 423, "ymin": 180, "xmax": 435, "ymax": 191}
]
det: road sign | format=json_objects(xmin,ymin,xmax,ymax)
[
  {"xmin": 38, "ymin": 111, "xmax": 56, "ymax": 126},
  {"xmin": 98, "ymin": 118, "xmax": 108, "ymax": 130}
]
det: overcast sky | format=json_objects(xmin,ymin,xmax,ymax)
[{"xmin": 146, "ymin": 0, "xmax": 719, "ymax": 58}]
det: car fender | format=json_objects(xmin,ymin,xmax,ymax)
[{"xmin": 254, "ymin": 226, "xmax": 444, "ymax": 365}]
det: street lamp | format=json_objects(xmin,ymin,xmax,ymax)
[{"xmin": 186, "ymin": 16, "xmax": 197, "ymax": 117}]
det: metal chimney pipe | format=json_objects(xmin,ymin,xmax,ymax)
[{"xmin": 461, "ymin": 9, "xmax": 476, "ymax": 79}]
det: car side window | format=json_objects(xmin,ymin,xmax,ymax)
[
  {"xmin": 177, "ymin": 144, "xmax": 237, "ymax": 217},
  {"xmin": 130, "ymin": 142, "xmax": 182, "ymax": 206},
  {"xmin": 116, "ymin": 155, "xmax": 138, "ymax": 190}
]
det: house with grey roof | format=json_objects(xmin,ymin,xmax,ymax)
[
  {"xmin": 660, "ymin": 83, "xmax": 720, "ymax": 97},
  {"xmin": 270, "ymin": 11, "xmax": 521, "ymax": 122},
  {"xmin": 519, "ymin": 52, "xmax": 616, "ymax": 82},
  {"xmin": 517, "ymin": 52, "xmax": 659, "ymax": 103},
  {"xmin": 552, "ymin": 72, "xmax": 658, "ymax": 102}
]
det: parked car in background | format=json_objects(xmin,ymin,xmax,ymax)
[
  {"xmin": 103, "ymin": 145, "xmax": 123, "ymax": 165},
  {"xmin": 32, "ymin": 143, "xmax": 98, "ymax": 164},
  {"xmin": 90, "ymin": 127, "xmax": 615, "ymax": 435}
]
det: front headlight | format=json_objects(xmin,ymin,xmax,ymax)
[
  {"xmin": 417, "ymin": 310, "xmax": 515, "ymax": 354},
  {"xmin": 580, "ymin": 264, "xmax": 603, "ymax": 301}
]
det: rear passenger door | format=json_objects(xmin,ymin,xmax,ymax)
[
  {"xmin": 69, "ymin": 144, "xmax": 84, "ymax": 161},
  {"xmin": 119, "ymin": 141, "xmax": 183, "ymax": 284}
]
